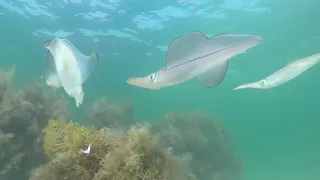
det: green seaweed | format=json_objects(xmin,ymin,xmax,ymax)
[
  {"xmin": 0, "ymin": 66, "xmax": 242, "ymax": 180},
  {"xmin": 0, "ymin": 67, "xmax": 70, "ymax": 179},
  {"xmin": 86, "ymin": 96, "xmax": 135, "ymax": 130},
  {"xmin": 0, "ymin": 65, "xmax": 15, "ymax": 103},
  {"xmin": 152, "ymin": 110, "xmax": 242, "ymax": 180},
  {"xmin": 30, "ymin": 118, "xmax": 195, "ymax": 180}
]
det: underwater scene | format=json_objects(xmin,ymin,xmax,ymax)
[{"xmin": 0, "ymin": 0, "xmax": 319, "ymax": 180}]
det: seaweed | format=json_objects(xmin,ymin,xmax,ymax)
[
  {"xmin": 86, "ymin": 96, "xmax": 135, "ymax": 130},
  {"xmin": 30, "ymin": 118, "xmax": 196, "ymax": 180},
  {"xmin": 0, "ymin": 67, "xmax": 70, "ymax": 179},
  {"xmin": 0, "ymin": 65, "xmax": 15, "ymax": 103},
  {"xmin": 152, "ymin": 110, "xmax": 242, "ymax": 180},
  {"xmin": 0, "ymin": 67, "xmax": 242, "ymax": 180}
]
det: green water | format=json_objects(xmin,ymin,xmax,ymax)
[{"xmin": 1, "ymin": 0, "xmax": 319, "ymax": 180}]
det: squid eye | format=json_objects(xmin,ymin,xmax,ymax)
[
  {"xmin": 260, "ymin": 79, "xmax": 267, "ymax": 85},
  {"xmin": 148, "ymin": 73, "xmax": 157, "ymax": 82}
]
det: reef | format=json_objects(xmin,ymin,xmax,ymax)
[
  {"xmin": 30, "ymin": 118, "xmax": 196, "ymax": 180},
  {"xmin": 152, "ymin": 110, "xmax": 242, "ymax": 180},
  {"xmin": 0, "ymin": 65, "xmax": 15, "ymax": 102},
  {"xmin": 0, "ymin": 66, "xmax": 70, "ymax": 180},
  {"xmin": 86, "ymin": 96, "xmax": 135, "ymax": 130},
  {"xmin": 0, "ymin": 67, "xmax": 242, "ymax": 180}
]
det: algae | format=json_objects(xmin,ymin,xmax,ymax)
[
  {"xmin": 0, "ymin": 67, "xmax": 242, "ymax": 180},
  {"xmin": 153, "ymin": 110, "xmax": 242, "ymax": 180},
  {"xmin": 30, "ymin": 118, "xmax": 195, "ymax": 180},
  {"xmin": 0, "ymin": 66, "xmax": 70, "ymax": 179},
  {"xmin": 0, "ymin": 65, "xmax": 15, "ymax": 102},
  {"xmin": 86, "ymin": 96, "xmax": 135, "ymax": 130}
]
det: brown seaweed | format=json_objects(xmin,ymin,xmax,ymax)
[
  {"xmin": 30, "ymin": 118, "xmax": 195, "ymax": 180},
  {"xmin": 152, "ymin": 110, "xmax": 242, "ymax": 180},
  {"xmin": 0, "ymin": 67, "xmax": 70, "ymax": 179}
]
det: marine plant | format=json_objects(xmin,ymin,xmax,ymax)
[
  {"xmin": 86, "ymin": 96, "xmax": 135, "ymax": 130},
  {"xmin": 30, "ymin": 118, "xmax": 196, "ymax": 180},
  {"xmin": 0, "ymin": 65, "xmax": 15, "ymax": 102},
  {"xmin": 0, "ymin": 66, "xmax": 70, "ymax": 179},
  {"xmin": 152, "ymin": 110, "xmax": 242, "ymax": 180}
]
